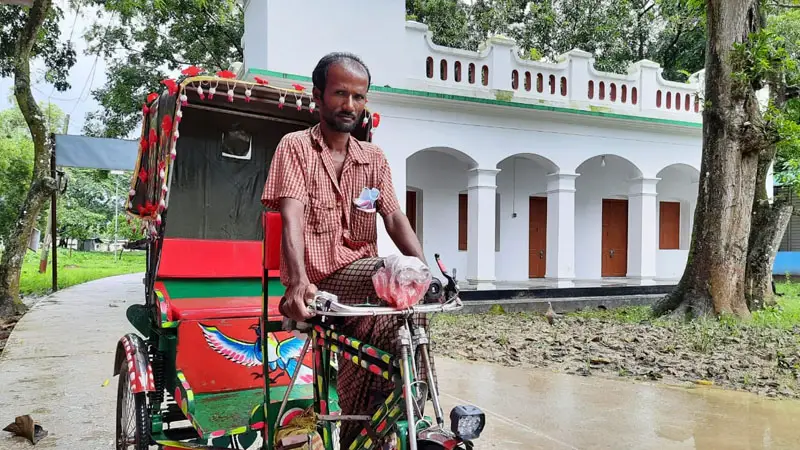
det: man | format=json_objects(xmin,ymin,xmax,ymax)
[{"xmin": 261, "ymin": 52, "xmax": 434, "ymax": 449}]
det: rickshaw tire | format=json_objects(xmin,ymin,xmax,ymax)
[{"xmin": 116, "ymin": 357, "xmax": 151, "ymax": 450}]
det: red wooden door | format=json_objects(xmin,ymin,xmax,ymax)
[
  {"xmin": 602, "ymin": 199, "xmax": 628, "ymax": 277},
  {"xmin": 659, "ymin": 201, "xmax": 680, "ymax": 249},
  {"xmin": 406, "ymin": 191, "xmax": 417, "ymax": 233},
  {"xmin": 528, "ymin": 197, "xmax": 547, "ymax": 278}
]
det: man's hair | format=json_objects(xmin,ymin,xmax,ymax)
[{"xmin": 312, "ymin": 52, "xmax": 371, "ymax": 95}]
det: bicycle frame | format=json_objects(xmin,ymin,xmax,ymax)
[{"xmin": 274, "ymin": 254, "xmax": 483, "ymax": 450}]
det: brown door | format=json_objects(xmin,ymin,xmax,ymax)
[
  {"xmin": 406, "ymin": 190, "xmax": 417, "ymax": 233},
  {"xmin": 528, "ymin": 197, "xmax": 547, "ymax": 278},
  {"xmin": 659, "ymin": 201, "xmax": 680, "ymax": 249},
  {"xmin": 602, "ymin": 199, "xmax": 628, "ymax": 277}
]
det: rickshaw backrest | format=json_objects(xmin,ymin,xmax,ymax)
[
  {"xmin": 263, "ymin": 211, "xmax": 281, "ymax": 276},
  {"xmin": 157, "ymin": 238, "xmax": 263, "ymax": 279}
]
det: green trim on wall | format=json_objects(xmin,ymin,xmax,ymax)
[{"xmin": 247, "ymin": 68, "xmax": 702, "ymax": 129}]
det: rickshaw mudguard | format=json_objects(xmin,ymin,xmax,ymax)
[{"xmin": 114, "ymin": 333, "xmax": 156, "ymax": 394}]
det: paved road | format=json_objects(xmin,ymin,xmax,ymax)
[{"xmin": 2, "ymin": 273, "xmax": 800, "ymax": 449}]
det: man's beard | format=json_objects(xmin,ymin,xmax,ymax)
[{"xmin": 323, "ymin": 110, "xmax": 358, "ymax": 133}]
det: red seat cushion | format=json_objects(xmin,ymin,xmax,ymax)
[{"xmin": 169, "ymin": 297, "xmax": 282, "ymax": 321}]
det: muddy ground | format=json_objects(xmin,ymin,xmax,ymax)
[{"xmin": 430, "ymin": 309, "xmax": 800, "ymax": 399}]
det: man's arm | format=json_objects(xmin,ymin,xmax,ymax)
[
  {"xmin": 279, "ymin": 197, "xmax": 308, "ymax": 286},
  {"xmin": 383, "ymin": 210, "xmax": 426, "ymax": 264}
]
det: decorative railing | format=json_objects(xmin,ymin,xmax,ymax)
[{"xmin": 405, "ymin": 21, "xmax": 703, "ymax": 123}]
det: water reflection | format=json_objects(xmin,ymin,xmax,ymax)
[{"xmin": 434, "ymin": 357, "xmax": 800, "ymax": 449}]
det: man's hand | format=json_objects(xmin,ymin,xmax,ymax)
[{"xmin": 282, "ymin": 281, "xmax": 318, "ymax": 321}]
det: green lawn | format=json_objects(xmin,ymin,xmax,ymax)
[
  {"xmin": 567, "ymin": 281, "xmax": 800, "ymax": 329},
  {"xmin": 18, "ymin": 248, "xmax": 145, "ymax": 296}
]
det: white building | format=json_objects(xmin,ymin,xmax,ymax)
[{"xmin": 239, "ymin": 0, "xmax": 731, "ymax": 289}]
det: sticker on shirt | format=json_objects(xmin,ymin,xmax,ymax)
[{"xmin": 354, "ymin": 187, "xmax": 380, "ymax": 213}]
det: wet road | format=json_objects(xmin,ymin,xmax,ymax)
[
  {"xmin": 2, "ymin": 273, "xmax": 800, "ymax": 449},
  {"xmin": 435, "ymin": 357, "xmax": 800, "ymax": 449}
]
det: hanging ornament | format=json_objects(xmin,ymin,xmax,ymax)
[
  {"xmin": 362, "ymin": 113, "xmax": 369, "ymax": 128},
  {"xmin": 227, "ymin": 88, "xmax": 234, "ymax": 102},
  {"xmin": 181, "ymin": 66, "xmax": 203, "ymax": 77},
  {"xmin": 278, "ymin": 93, "xmax": 286, "ymax": 109},
  {"xmin": 245, "ymin": 87, "xmax": 252, "ymax": 102},
  {"xmin": 161, "ymin": 79, "xmax": 178, "ymax": 97},
  {"xmin": 170, "ymin": 148, "xmax": 177, "ymax": 160},
  {"xmin": 161, "ymin": 116, "xmax": 173, "ymax": 136},
  {"xmin": 296, "ymin": 97, "xmax": 303, "ymax": 111},
  {"xmin": 129, "ymin": 188, "xmax": 137, "ymax": 197},
  {"xmin": 175, "ymin": 110, "xmax": 183, "ymax": 124},
  {"xmin": 180, "ymin": 93, "xmax": 188, "ymax": 106},
  {"xmin": 209, "ymin": 86, "xmax": 216, "ymax": 99},
  {"xmin": 159, "ymin": 198, "xmax": 166, "ymax": 210},
  {"xmin": 309, "ymin": 100, "xmax": 316, "ymax": 113},
  {"xmin": 197, "ymin": 85, "xmax": 205, "ymax": 100},
  {"xmin": 173, "ymin": 130, "xmax": 180, "ymax": 142},
  {"xmin": 156, "ymin": 214, "xmax": 162, "ymax": 226},
  {"xmin": 162, "ymin": 184, "xmax": 169, "ymax": 194},
  {"xmin": 158, "ymin": 161, "xmax": 166, "ymax": 180}
]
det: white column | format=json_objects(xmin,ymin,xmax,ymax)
[
  {"xmin": 627, "ymin": 177, "xmax": 660, "ymax": 284},
  {"xmin": 545, "ymin": 173, "xmax": 578, "ymax": 286},
  {"xmin": 377, "ymin": 151, "xmax": 407, "ymax": 256},
  {"xmin": 467, "ymin": 168, "xmax": 499, "ymax": 290}
]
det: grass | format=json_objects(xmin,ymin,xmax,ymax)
[
  {"xmin": 17, "ymin": 248, "xmax": 145, "ymax": 296},
  {"xmin": 565, "ymin": 281, "xmax": 800, "ymax": 330}
]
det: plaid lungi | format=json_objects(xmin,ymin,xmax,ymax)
[{"xmin": 315, "ymin": 257, "xmax": 438, "ymax": 449}]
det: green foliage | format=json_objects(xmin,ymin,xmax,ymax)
[
  {"xmin": 57, "ymin": 168, "xmax": 133, "ymax": 242},
  {"xmin": 0, "ymin": 102, "xmax": 66, "ymax": 245},
  {"xmin": 0, "ymin": 3, "xmax": 76, "ymax": 91},
  {"xmin": 81, "ymin": 0, "xmax": 243, "ymax": 138}
]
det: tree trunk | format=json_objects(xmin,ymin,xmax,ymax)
[
  {"xmin": 0, "ymin": 0, "xmax": 57, "ymax": 319},
  {"xmin": 653, "ymin": 0, "xmax": 764, "ymax": 319},
  {"xmin": 744, "ymin": 76, "xmax": 793, "ymax": 311}
]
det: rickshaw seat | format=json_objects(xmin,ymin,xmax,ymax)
[{"xmin": 168, "ymin": 296, "xmax": 282, "ymax": 321}]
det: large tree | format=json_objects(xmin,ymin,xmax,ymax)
[
  {"xmin": 0, "ymin": 1, "xmax": 76, "ymax": 318},
  {"xmin": 81, "ymin": 0, "xmax": 243, "ymax": 138},
  {"xmin": 653, "ymin": 0, "xmax": 790, "ymax": 318}
]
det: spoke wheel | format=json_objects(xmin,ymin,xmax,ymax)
[{"xmin": 116, "ymin": 358, "xmax": 150, "ymax": 450}]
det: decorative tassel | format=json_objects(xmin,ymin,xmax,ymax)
[
  {"xmin": 176, "ymin": 110, "xmax": 182, "ymax": 124},
  {"xmin": 197, "ymin": 85, "xmax": 205, "ymax": 100},
  {"xmin": 227, "ymin": 88, "xmax": 234, "ymax": 102},
  {"xmin": 208, "ymin": 86, "xmax": 216, "ymax": 99},
  {"xmin": 159, "ymin": 198, "xmax": 166, "ymax": 210},
  {"xmin": 309, "ymin": 101, "xmax": 316, "ymax": 113},
  {"xmin": 180, "ymin": 93, "xmax": 188, "ymax": 106},
  {"xmin": 170, "ymin": 148, "xmax": 177, "ymax": 160},
  {"xmin": 156, "ymin": 214, "xmax": 162, "ymax": 226},
  {"xmin": 162, "ymin": 184, "xmax": 168, "ymax": 194},
  {"xmin": 278, "ymin": 94, "xmax": 285, "ymax": 109},
  {"xmin": 296, "ymin": 98, "xmax": 302, "ymax": 111},
  {"xmin": 245, "ymin": 87, "xmax": 252, "ymax": 102},
  {"xmin": 129, "ymin": 189, "xmax": 136, "ymax": 197},
  {"xmin": 173, "ymin": 130, "xmax": 180, "ymax": 141},
  {"xmin": 362, "ymin": 114, "xmax": 369, "ymax": 128}
]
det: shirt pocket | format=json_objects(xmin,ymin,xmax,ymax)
[
  {"xmin": 309, "ymin": 197, "xmax": 338, "ymax": 234},
  {"xmin": 350, "ymin": 206, "xmax": 377, "ymax": 242}
]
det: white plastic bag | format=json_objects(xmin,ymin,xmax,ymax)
[{"xmin": 372, "ymin": 254, "xmax": 432, "ymax": 309}]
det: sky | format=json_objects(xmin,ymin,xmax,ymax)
[{"xmin": 0, "ymin": 1, "xmax": 109, "ymax": 136}]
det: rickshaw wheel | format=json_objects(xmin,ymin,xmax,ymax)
[{"xmin": 116, "ymin": 357, "xmax": 150, "ymax": 450}]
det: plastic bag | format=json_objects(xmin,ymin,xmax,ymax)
[{"xmin": 372, "ymin": 254, "xmax": 432, "ymax": 309}]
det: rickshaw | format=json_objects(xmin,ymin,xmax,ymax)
[{"xmin": 115, "ymin": 66, "xmax": 486, "ymax": 450}]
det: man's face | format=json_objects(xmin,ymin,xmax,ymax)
[{"xmin": 315, "ymin": 62, "xmax": 369, "ymax": 133}]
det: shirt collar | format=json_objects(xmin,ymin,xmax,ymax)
[{"xmin": 309, "ymin": 123, "xmax": 370, "ymax": 165}]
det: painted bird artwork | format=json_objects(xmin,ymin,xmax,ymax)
[{"xmin": 199, "ymin": 323, "xmax": 313, "ymax": 384}]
